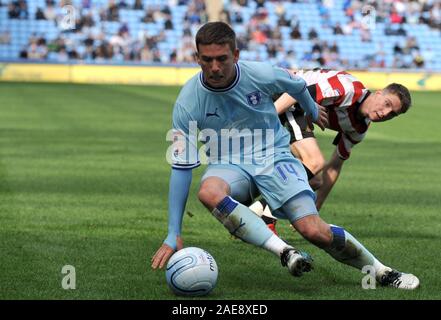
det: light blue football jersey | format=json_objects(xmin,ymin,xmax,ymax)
[{"xmin": 170, "ymin": 60, "xmax": 317, "ymax": 170}]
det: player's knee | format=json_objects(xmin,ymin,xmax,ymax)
[
  {"xmin": 198, "ymin": 181, "xmax": 228, "ymax": 210},
  {"xmin": 197, "ymin": 187, "xmax": 218, "ymax": 209}
]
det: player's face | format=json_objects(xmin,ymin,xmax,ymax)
[
  {"xmin": 363, "ymin": 91, "xmax": 402, "ymax": 122},
  {"xmin": 196, "ymin": 43, "xmax": 239, "ymax": 88}
]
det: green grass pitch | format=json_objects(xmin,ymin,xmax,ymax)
[{"xmin": 0, "ymin": 82, "xmax": 440, "ymax": 300}]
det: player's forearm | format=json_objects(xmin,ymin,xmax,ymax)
[
  {"xmin": 316, "ymin": 169, "xmax": 338, "ymax": 210},
  {"xmin": 165, "ymin": 168, "xmax": 193, "ymax": 249},
  {"xmin": 288, "ymin": 85, "xmax": 318, "ymax": 121},
  {"xmin": 274, "ymin": 93, "xmax": 297, "ymax": 114},
  {"xmin": 315, "ymin": 153, "xmax": 344, "ymax": 210}
]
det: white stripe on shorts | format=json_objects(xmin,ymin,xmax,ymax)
[{"xmin": 286, "ymin": 110, "xmax": 303, "ymax": 140}]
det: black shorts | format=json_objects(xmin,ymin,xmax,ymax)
[{"xmin": 279, "ymin": 105, "xmax": 315, "ymax": 144}]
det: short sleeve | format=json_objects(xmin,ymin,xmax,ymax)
[{"xmin": 169, "ymin": 103, "xmax": 200, "ymax": 169}]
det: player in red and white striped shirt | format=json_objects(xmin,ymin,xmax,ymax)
[{"xmin": 251, "ymin": 68, "xmax": 412, "ymax": 232}]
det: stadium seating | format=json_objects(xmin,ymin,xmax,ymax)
[{"xmin": 0, "ymin": 0, "xmax": 440, "ymax": 70}]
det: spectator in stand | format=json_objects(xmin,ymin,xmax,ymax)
[
  {"xmin": 393, "ymin": 42, "xmax": 403, "ymax": 55},
  {"xmin": 219, "ymin": 9, "xmax": 231, "ymax": 24},
  {"xmin": 333, "ymin": 22, "xmax": 344, "ymax": 35},
  {"xmin": 8, "ymin": 0, "xmax": 28, "ymax": 19},
  {"xmin": 57, "ymin": 47, "xmax": 69, "ymax": 62},
  {"xmin": 101, "ymin": 0, "xmax": 119, "ymax": 22},
  {"xmin": 27, "ymin": 36, "xmax": 48, "ymax": 60},
  {"xmin": 308, "ymin": 27, "xmax": 318, "ymax": 40},
  {"xmin": 412, "ymin": 50, "xmax": 425, "ymax": 68},
  {"xmin": 311, "ymin": 39, "xmax": 323, "ymax": 54},
  {"xmin": 278, "ymin": 13, "xmax": 291, "ymax": 27},
  {"xmin": 385, "ymin": 22, "xmax": 407, "ymax": 36},
  {"xmin": 164, "ymin": 15, "xmax": 173, "ymax": 30},
  {"xmin": 118, "ymin": 0, "xmax": 128, "ymax": 9},
  {"xmin": 133, "ymin": 0, "xmax": 143, "ymax": 10},
  {"xmin": 7, "ymin": 2, "xmax": 20, "ymax": 19},
  {"xmin": 18, "ymin": 0, "xmax": 28, "ymax": 19},
  {"xmin": 285, "ymin": 50, "xmax": 299, "ymax": 69},
  {"xmin": 429, "ymin": 2, "xmax": 441, "ymax": 30},
  {"xmin": 404, "ymin": 36, "xmax": 419, "ymax": 53},
  {"xmin": 231, "ymin": 11, "xmax": 244, "ymax": 24},
  {"xmin": 290, "ymin": 23, "xmax": 302, "ymax": 40},
  {"xmin": 81, "ymin": 0, "xmax": 91, "ymax": 9},
  {"xmin": 35, "ymin": 7, "xmax": 46, "ymax": 20},
  {"xmin": 329, "ymin": 41, "xmax": 339, "ymax": 54},
  {"xmin": 6, "ymin": 0, "xmax": 441, "ymax": 69},
  {"xmin": 360, "ymin": 24, "xmax": 372, "ymax": 42},
  {"xmin": 236, "ymin": 33, "xmax": 249, "ymax": 51},
  {"xmin": 185, "ymin": 1, "xmax": 207, "ymax": 25},
  {"xmin": 390, "ymin": 7, "xmax": 404, "ymax": 24},
  {"xmin": 142, "ymin": 8, "xmax": 155, "ymax": 23},
  {"xmin": 44, "ymin": 0, "xmax": 56, "ymax": 21},
  {"xmin": 0, "ymin": 31, "xmax": 11, "ymax": 44},
  {"xmin": 251, "ymin": 25, "xmax": 268, "ymax": 44},
  {"xmin": 270, "ymin": 26, "xmax": 282, "ymax": 42},
  {"xmin": 318, "ymin": 0, "xmax": 332, "ymax": 28}
]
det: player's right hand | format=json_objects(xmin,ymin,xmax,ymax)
[
  {"xmin": 151, "ymin": 236, "xmax": 183, "ymax": 270},
  {"xmin": 314, "ymin": 104, "xmax": 329, "ymax": 131}
]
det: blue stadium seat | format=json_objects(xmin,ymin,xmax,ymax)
[{"xmin": 0, "ymin": 0, "xmax": 440, "ymax": 71}]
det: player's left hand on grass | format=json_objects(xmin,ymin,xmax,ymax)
[
  {"xmin": 313, "ymin": 104, "xmax": 329, "ymax": 131},
  {"xmin": 151, "ymin": 236, "xmax": 183, "ymax": 270}
]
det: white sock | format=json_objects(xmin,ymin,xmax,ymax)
[
  {"xmin": 262, "ymin": 234, "xmax": 290, "ymax": 257},
  {"xmin": 373, "ymin": 260, "xmax": 392, "ymax": 280}
]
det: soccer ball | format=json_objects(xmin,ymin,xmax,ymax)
[{"xmin": 166, "ymin": 247, "xmax": 218, "ymax": 296}]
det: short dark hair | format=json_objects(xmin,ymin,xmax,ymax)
[
  {"xmin": 383, "ymin": 83, "xmax": 412, "ymax": 114},
  {"xmin": 195, "ymin": 22, "xmax": 236, "ymax": 52}
]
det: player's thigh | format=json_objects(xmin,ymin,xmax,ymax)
[
  {"xmin": 201, "ymin": 164, "xmax": 258, "ymax": 205},
  {"xmin": 291, "ymin": 138, "xmax": 325, "ymax": 174},
  {"xmin": 272, "ymin": 190, "xmax": 319, "ymax": 223}
]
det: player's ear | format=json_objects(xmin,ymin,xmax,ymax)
[
  {"xmin": 195, "ymin": 51, "xmax": 201, "ymax": 65},
  {"xmin": 233, "ymin": 48, "xmax": 239, "ymax": 63}
]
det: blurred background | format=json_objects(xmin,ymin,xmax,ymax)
[{"xmin": 0, "ymin": 0, "xmax": 440, "ymax": 73}]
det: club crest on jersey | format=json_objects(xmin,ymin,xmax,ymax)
[{"xmin": 246, "ymin": 91, "xmax": 262, "ymax": 106}]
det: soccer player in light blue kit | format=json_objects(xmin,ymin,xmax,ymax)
[{"xmin": 151, "ymin": 22, "xmax": 419, "ymax": 289}]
